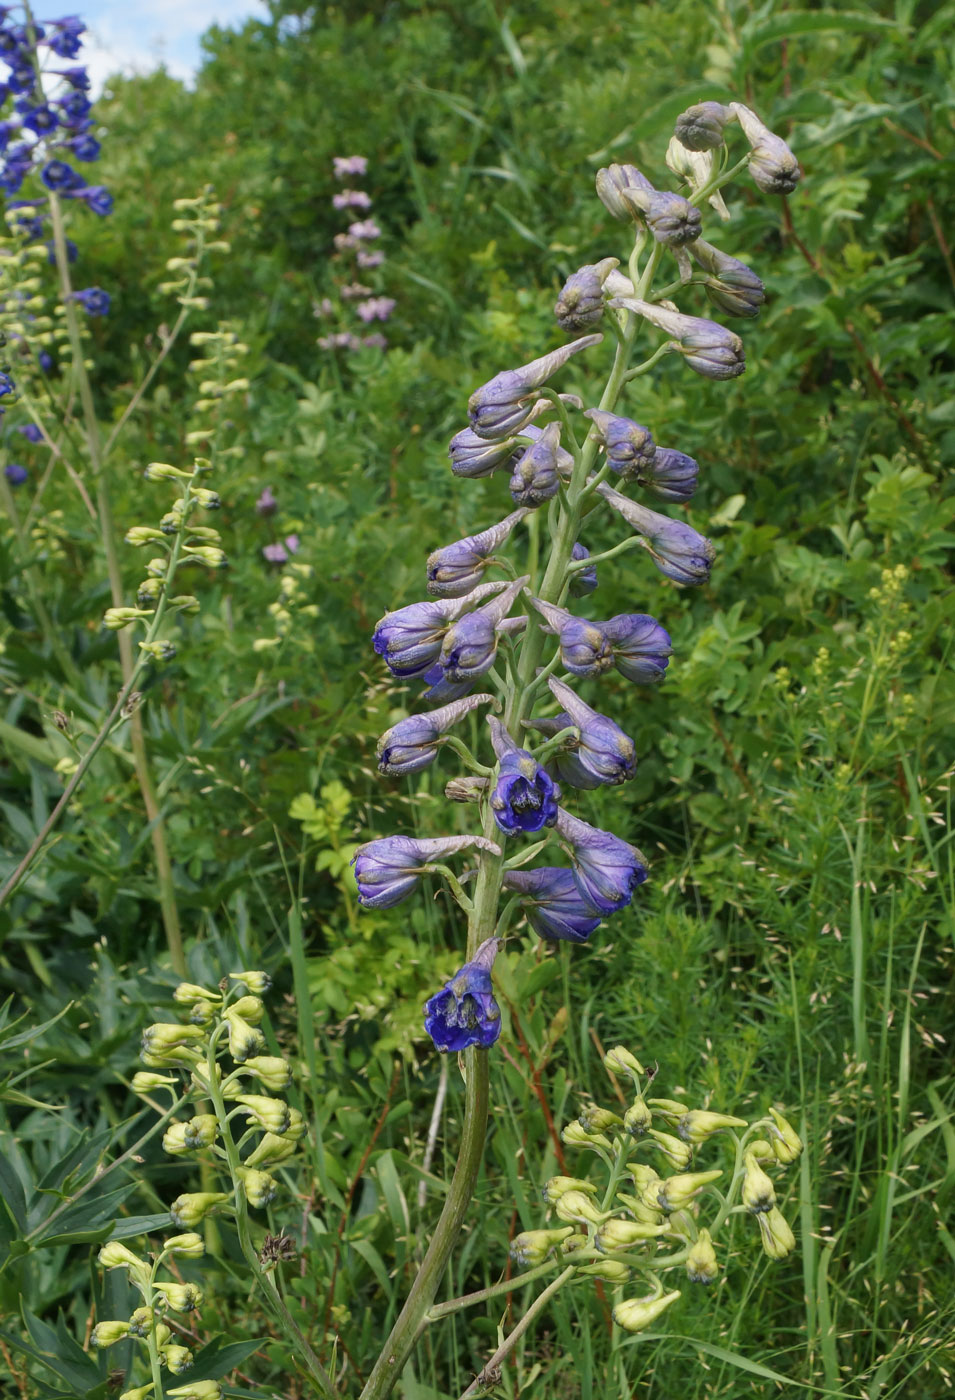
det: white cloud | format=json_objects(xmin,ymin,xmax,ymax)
[{"xmin": 77, "ymin": 1, "xmax": 269, "ymax": 94}]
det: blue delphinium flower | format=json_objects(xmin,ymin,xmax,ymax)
[
  {"xmin": 447, "ymin": 426, "xmax": 522, "ymax": 479},
  {"xmin": 555, "ymin": 807, "xmax": 648, "ymax": 913},
  {"xmin": 488, "ymin": 717, "xmax": 559, "ymax": 835},
  {"xmin": 639, "ymin": 446, "xmax": 699, "ymax": 503},
  {"xmin": 526, "ymin": 595, "xmax": 614, "ymax": 676},
  {"xmin": 352, "ymin": 834, "xmax": 500, "ymax": 910},
  {"xmin": 373, "ymin": 583, "xmax": 508, "ymax": 679},
  {"xmin": 4, "ymin": 461, "xmax": 27, "ymax": 485},
  {"xmin": 553, "ymin": 257, "xmax": 618, "ymax": 332},
  {"xmin": 611, "ymin": 296, "xmax": 745, "ymax": 381},
  {"xmin": 70, "ymin": 285, "xmax": 109, "ymax": 315},
  {"xmin": 467, "ymin": 334, "xmax": 602, "ymax": 440},
  {"xmin": 527, "ymin": 596, "xmax": 671, "ymax": 683},
  {"xmin": 71, "ymin": 184, "xmax": 112, "ymax": 216},
  {"xmin": 690, "ymin": 238, "xmax": 765, "ymax": 319},
  {"xmin": 40, "ymin": 157, "xmax": 80, "ymax": 190},
  {"xmin": 584, "ymin": 408, "xmax": 656, "ymax": 479},
  {"xmin": 568, "ymin": 542, "xmax": 598, "ymax": 597},
  {"xmin": 427, "ymin": 508, "xmax": 528, "ymax": 598},
  {"xmin": 597, "ymin": 483, "xmax": 716, "ymax": 587},
  {"xmin": 44, "ymin": 17, "xmax": 86, "ymax": 61},
  {"xmin": 15, "ymin": 422, "xmax": 42, "ymax": 442},
  {"xmin": 502, "ymin": 867, "xmax": 602, "ymax": 943},
  {"xmin": 424, "ymin": 938, "xmax": 502, "ymax": 1052},
  {"xmin": 509, "ymin": 422, "xmax": 562, "ymax": 508},
  {"xmin": 529, "ymin": 676, "xmax": 636, "ymax": 789},
  {"xmin": 437, "ymin": 576, "xmax": 528, "ymax": 684},
  {"xmin": 377, "ymin": 694, "xmax": 496, "ymax": 776}
]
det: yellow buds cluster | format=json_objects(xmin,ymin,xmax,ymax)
[
  {"xmin": 165, "ymin": 1233, "xmax": 205, "ymax": 1258},
  {"xmin": 594, "ymin": 1218, "xmax": 670, "ymax": 1252},
  {"xmin": 677, "ymin": 1110, "xmax": 747, "ymax": 1144},
  {"xmin": 91, "ymin": 1320, "xmax": 130, "ymax": 1347},
  {"xmin": 153, "ymin": 1281, "xmax": 203, "ymax": 1313},
  {"xmin": 245, "ymin": 1131, "xmax": 299, "ymax": 1168},
  {"xmin": 603, "ymin": 1045, "xmax": 645, "ymax": 1079},
  {"xmin": 553, "ymin": 1190, "xmax": 609, "ymax": 1227},
  {"xmin": 562, "ymin": 1120, "xmax": 612, "ymax": 1151},
  {"xmin": 230, "ymin": 970, "xmax": 271, "ymax": 994},
  {"xmin": 541, "ymin": 1176, "xmax": 598, "ymax": 1204},
  {"xmin": 577, "ymin": 1105, "xmax": 622, "ymax": 1133},
  {"xmin": 162, "ymin": 1115, "xmax": 218, "ymax": 1156},
  {"xmin": 231, "ymin": 1093, "xmax": 292, "ymax": 1135},
  {"xmin": 242, "ymin": 1056, "xmax": 292, "ymax": 1092}
]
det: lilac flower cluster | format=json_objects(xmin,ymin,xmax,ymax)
[
  {"xmin": 317, "ymin": 154, "xmax": 393, "ymax": 353},
  {"xmin": 353, "ymin": 100, "xmax": 799, "ymax": 1054}
]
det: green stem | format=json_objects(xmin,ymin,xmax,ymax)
[
  {"xmin": 425, "ymin": 1258, "xmax": 564, "ymax": 1322},
  {"xmin": 459, "ymin": 1265, "xmax": 576, "ymax": 1398}
]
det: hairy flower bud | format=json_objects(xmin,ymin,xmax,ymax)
[
  {"xmin": 526, "ymin": 596, "xmax": 614, "ymax": 677},
  {"xmin": 611, "ymin": 296, "xmax": 745, "ymax": 380},
  {"xmin": 240, "ymin": 1056, "xmax": 293, "ymax": 1092},
  {"xmin": 767, "ymin": 1107, "xmax": 803, "ymax": 1164},
  {"xmin": 654, "ymin": 1169, "xmax": 723, "ymax": 1211},
  {"xmin": 603, "ymin": 1045, "xmax": 645, "ymax": 1078},
  {"xmin": 509, "ymin": 1225, "xmax": 575, "ymax": 1266},
  {"xmin": 509, "ymin": 421, "xmax": 562, "ymax": 507},
  {"xmin": 613, "ymin": 1290, "xmax": 681, "ymax": 1333},
  {"xmin": 623, "ymin": 1096, "xmax": 653, "ymax": 1136},
  {"xmin": 674, "ymin": 102, "xmax": 735, "ymax": 151},
  {"xmin": 423, "ymin": 937, "xmax": 502, "ymax": 1052},
  {"xmin": 584, "ymin": 408, "xmax": 655, "ymax": 479},
  {"xmin": 438, "ymin": 575, "xmax": 529, "ymax": 682},
  {"xmin": 579, "ymin": 1259, "xmax": 632, "ymax": 1282},
  {"xmin": 173, "ymin": 983, "xmax": 220, "ymax": 1006},
  {"xmin": 245, "ymin": 1131, "xmax": 298, "ymax": 1167},
  {"xmin": 597, "ymin": 483, "xmax": 716, "ymax": 587},
  {"xmin": 127, "ymin": 1307, "xmax": 154, "ymax": 1338},
  {"xmin": 578, "ymin": 1105, "xmax": 623, "ymax": 1133},
  {"xmin": 352, "ymin": 833, "xmax": 501, "ymax": 909},
  {"xmin": 686, "ymin": 1227, "xmax": 719, "ymax": 1283},
  {"xmin": 229, "ymin": 969, "xmax": 271, "ymax": 994},
  {"xmin": 554, "ymin": 1189, "xmax": 608, "ymax": 1226},
  {"xmin": 427, "ymin": 510, "xmax": 528, "ymax": 597},
  {"xmin": 757, "ymin": 1206, "xmax": 796, "ymax": 1259},
  {"xmin": 162, "ymin": 1345, "xmax": 194, "ymax": 1375},
  {"xmin": 536, "ymin": 676, "xmax": 636, "ymax": 789},
  {"xmin": 561, "ymin": 1120, "xmax": 612, "ymax": 1151},
  {"xmin": 595, "ymin": 162, "xmax": 653, "ymax": 221},
  {"xmin": 690, "ymin": 238, "xmax": 765, "ymax": 319},
  {"xmin": 731, "ymin": 102, "xmax": 801, "ymax": 194},
  {"xmin": 528, "ymin": 596, "xmax": 672, "ymax": 683},
  {"xmin": 467, "ymin": 335, "xmax": 601, "ymax": 440},
  {"xmin": 377, "ymin": 694, "xmax": 496, "ymax": 776},
  {"xmin": 223, "ymin": 1008, "xmax": 265, "ymax": 1062},
  {"xmin": 568, "ymin": 542, "xmax": 598, "ymax": 596},
  {"xmin": 131, "ymin": 1072, "xmax": 177, "ymax": 1093},
  {"xmin": 646, "ymin": 1128, "xmax": 692, "ymax": 1170},
  {"xmin": 541, "ymin": 1175, "xmax": 599, "ymax": 1203},
  {"xmin": 168, "ymin": 1384, "xmax": 222, "ymax": 1400},
  {"xmin": 232, "ymin": 1093, "xmax": 291, "ymax": 1135},
  {"xmin": 447, "ymin": 427, "xmax": 523, "ymax": 479},
  {"xmin": 555, "ymin": 807, "xmax": 648, "ymax": 914},
  {"xmin": 99, "ymin": 1242, "xmax": 148, "ymax": 1278},
  {"xmin": 742, "ymin": 1151, "xmax": 777, "ymax": 1213},
  {"xmin": 554, "ymin": 257, "xmax": 619, "ymax": 330}
]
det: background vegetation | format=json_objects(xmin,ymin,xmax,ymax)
[{"xmin": 1, "ymin": 0, "xmax": 953, "ymax": 1397}]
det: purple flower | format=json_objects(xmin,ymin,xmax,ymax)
[
  {"xmin": 584, "ymin": 408, "xmax": 655, "ymax": 479},
  {"xmin": 46, "ymin": 238, "xmax": 79, "ymax": 264},
  {"xmin": 333, "ymin": 154, "xmax": 368, "ymax": 179},
  {"xmin": 53, "ymin": 66, "xmax": 91, "ymax": 90},
  {"xmin": 68, "ymin": 132, "xmax": 100, "ymax": 162},
  {"xmin": 731, "ymin": 103, "xmax": 800, "ymax": 195},
  {"xmin": 4, "ymin": 462, "xmax": 28, "ymax": 485},
  {"xmin": 70, "ymin": 286, "xmax": 109, "ymax": 315},
  {"xmin": 41, "ymin": 158, "xmax": 80, "ymax": 191},
  {"xmin": 555, "ymin": 808, "xmax": 648, "ymax": 914},
  {"xmin": 340, "ymin": 282, "xmax": 371, "ymax": 300},
  {"xmin": 611, "ymin": 296, "xmax": 744, "ymax": 381},
  {"xmin": 348, "ymin": 219, "xmax": 381, "ymax": 240},
  {"xmin": 467, "ymin": 334, "xmax": 601, "ymax": 440},
  {"xmin": 373, "ymin": 597, "xmax": 463, "ymax": 678},
  {"xmin": 690, "ymin": 239, "xmax": 765, "ymax": 319},
  {"xmin": 357, "ymin": 249, "xmax": 384, "ymax": 269},
  {"xmin": 262, "ymin": 542, "xmax": 288, "ymax": 564},
  {"xmin": 334, "ymin": 233, "xmax": 359, "ymax": 252},
  {"xmin": 525, "ymin": 596, "xmax": 615, "ymax": 677},
  {"xmin": 284, "ymin": 534, "xmax": 300, "ymax": 554},
  {"xmin": 44, "ymin": 17, "xmax": 86, "ymax": 60},
  {"xmin": 424, "ymin": 938, "xmax": 502, "ymax": 1053},
  {"xmin": 488, "ymin": 717, "xmax": 560, "ymax": 835},
  {"xmin": 56, "ymin": 90, "xmax": 91, "ymax": 125},
  {"xmin": 420, "ymin": 662, "xmax": 475, "ymax": 706},
  {"xmin": 356, "ymin": 296, "xmax": 395, "ymax": 323},
  {"xmin": 332, "ymin": 189, "xmax": 372, "ymax": 210},
  {"xmin": 377, "ymin": 694, "xmax": 495, "ymax": 776},
  {"xmin": 597, "ymin": 483, "xmax": 716, "ymax": 587},
  {"xmin": 256, "ymin": 486, "xmax": 277, "ymax": 516},
  {"xmin": 639, "ymin": 446, "xmax": 699, "ymax": 503},
  {"xmin": 427, "ymin": 508, "xmax": 528, "ymax": 598},
  {"xmin": 622, "ymin": 188, "xmax": 702, "ymax": 247},
  {"xmin": 554, "ymin": 257, "xmax": 619, "ymax": 331},
  {"xmin": 503, "ymin": 868, "xmax": 602, "ymax": 943},
  {"xmin": 362, "ymin": 333, "xmax": 387, "ymax": 349},
  {"xmin": 448, "ymin": 426, "xmax": 522, "ymax": 480},
  {"xmin": 437, "ymin": 576, "xmax": 529, "ymax": 683},
  {"xmin": 70, "ymin": 185, "xmax": 113, "ymax": 216},
  {"xmin": 352, "ymin": 835, "xmax": 500, "ymax": 910},
  {"xmin": 569, "ymin": 542, "xmax": 598, "ymax": 597},
  {"xmin": 602, "ymin": 613, "xmax": 673, "ymax": 683},
  {"xmin": 0, "ymin": 119, "xmax": 17, "ymax": 152},
  {"xmin": 15, "ymin": 423, "xmax": 43, "ymax": 442},
  {"xmin": 595, "ymin": 162, "xmax": 654, "ymax": 222},
  {"xmin": 0, "ymin": 372, "xmax": 16, "ymax": 398},
  {"xmin": 674, "ymin": 102, "xmax": 735, "ymax": 152},
  {"xmin": 509, "ymin": 422, "xmax": 562, "ymax": 508},
  {"xmin": 531, "ymin": 676, "xmax": 636, "ymax": 789},
  {"xmin": 22, "ymin": 105, "xmax": 58, "ymax": 135}
]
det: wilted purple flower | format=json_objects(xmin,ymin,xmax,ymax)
[
  {"xmin": 554, "ymin": 257, "xmax": 619, "ymax": 331},
  {"xmin": 333, "ymin": 189, "xmax": 372, "ymax": 211},
  {"xmin": 349, "ymin": 219, "xmax": 381, "ymax": 240},
  {"xmin": 730, "ymin": 103, "xmax": 800, "ymax": 195},
  {"xmin": 503, "ymin": 867, "xmax": 602, "ymax": 943},
  {"xmin": 427, "ymin": 508, "xmax": 528, "ymax": 597},
  {"xmin": 438, "ymin": 576, "xmax": 529, "ymax": 683},
  {"xmin": 488, "ymin": 717, "xmax": 559, "ymax": 835},
  {"xmin": 256, "ymin": 486, "xmax": 278, "ymax": 516},
  {"xmin": 373, "ymin": 582, "xmax": 507, "ymax": 679},
  {"xmin": 467, "ymin": 334, "xmax": 602, "ymax": 440},
  {"xmin": 640, "ymin": 446, "xmax": 699, "ymax": 503},
  {"xmin": 424, "ymin": 938, "xmax": 502, "ymax": 1052},
  {"xmin": 555, "ymin": 808, "xmax": 648, "ymax": 914},
  {"xmin": 69, "ymin": 286, "xmax": 109, "ymax": 315},
  {"xmin": 568, "ymin": 542, "xmax": 598, "ymax": 597},
  {"xmin": 621, "ymin": 188, "xmax": 702, "ymax": 247},
  {"xmin": 356, "ymin": 296, "xmax": 395, "ymax": 323},
  {"xmin": 690, "ymin": 238, "xmax": 765, "ymax": 320},
  {"xmin": 357, "ymin": 248, "xmax": 384, "ymax": 269},
  {"xmin": 674, "ymin": 102, "xmax": 735, "ymax": 151},
  {"xmin": 377, "ymin": 694, "xmax": 496, "ymax": 776},
  {"xmin": 584, "ymin": 408, "xmax": 655, "ymax": 479},
  {"xmin": 352, "ymin": 835, "xmax": 500, "ymax": 910},
  {"xmin": 597, "ymin": 482, "xmax": 716, "ymax": 586},
  {"xmin": 611, "ymin": 296, "xmax": 744, "ymax": 381},
  {"xmin": 595, "ymin": 163, "xmax": 653, "ymax": 222},
  {"xmin": 15, "ymin": 423, "xmax": 43, "ymax": 443},
  {"xmin": 509, "ymin": 421, "xmax": 562, "ymax": 508},
  {"xmin": 534, "ymin": 676, "xmax": 636, "ymax": 788},
  {"xmin": 526, "ymin": 596, "xmax": 614, "ymax": 677},
  {"xmin": 333, "ymin": 154, "xmax": 368, "ymax": 179},
  {"xmin": 4, "ymin": 461, "xmax": 27, "ymax": 485}
]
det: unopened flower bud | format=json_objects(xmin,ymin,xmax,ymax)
[
  {"xmin": 674, "ymin": 102, "xmax": 735, "ymax": 151},
  {"xmin": 690, "ymin": 238, "xmax": 765, "ymax": 319},
  {"xmin": 173, "ymin": 982, "xmax": 219, "ymax": 1006},
  {"xmin": 541, "ymin": 1176, "xmax": 599, "ymax": 1204},
  {"xmin": 623, "ymin": 1097, "xmax": 653, "ymax": 1136},
  {"xmin": 578, "ymin": 1105, "xmax": 622, "ymax": 1133},
  {"xmin": 554, "ymin": 257, "xmax": 619, "ymax": 330},
  {"xmin": 244, "ymin": 1131, "xmax": 298, "ymax": 1167},
  {"xmin": 746, "ymin": 1138, "xmax": 776, "ymax": 1163},
  {"xmin": 154, "ymin": 1282, "xmax": 203, "ymax": 1314},
  {"xmin": 595, "ymin": 1218, "xmax": 670, "ymax": 1251},
  {"xmin": 131, "ymin": 1072, "xmax": 177, "ymax": 1093},
  {"xmin": 127, "ymin": 1307, "xmax": 154, "ymax": 1337},
  {"xmin": 686, "ymin": 1227, "xmax": 719, "ymax": 1283},
  {"xmin": 98, "ymin": 1242, "xmax": 147, "ymax": 1275},
  {"xmin": 562, "ymin": 1120, "xmax": 612, "ymax": 1152},
  {"xmin": 654, "ymin": 1169, "xmax": 723, "ymax": 1212},
  {"xmin": 639, "ymin": 446, "xmax": 699, "ymax": 503},
  {"xmin": 162, "ymin": 1345, "xmax": 194, "ymax": 1374},
  {"xmin": 579, "ymin": 1259, "xmax": 632, "ymax": 1282},
  {"xmin": 169, "ymin": 1192, "xmax": 229, "ymax": 1229},
  {"xmin": 584, "ymin": 408, "xmax": 655, "ymax": 479},
  {"xmin": 91, "ymin": 1320, "xmax": 130, "ymax": 1347},
  {"xmin": 168, "ymin": 1384, "xmax": 222, "ymax": 1400},
  {"xmin": 224, "ymin": 1009, "xmax": 265, "ymax": 1062},
  {"xmin": 730, "ymin": 102, "xmax": 800, "ymax": 195},
  {"xmin": 229, "ymin": 970, "xmax": 272, "ymax": 994},
  {"xmin": 677, "ymin": 1110, "xmax": 747, "ymax": 1143},
  {"xmin": 144, "ymin": 462, "xmax": 192, "ymax": 481},
  {"xmin": 647, "ymin": 1129, "xmax": 692, "ymax": 1169},
  {"xmin": 757, "ymin": 1206, "xmax": 796, "ymax": 1259},
  {"xmin": 595, "ymin": 162, "xmax": 653, "ymax": 221},
  {"xmin": 613, "ymin": 1290, "xmax": 681, "ymax": 1333},
  {"xmin": 509, "ymin": 1225, "xmax": 575, "ymax": 1266},
  {"xmin": 125, "ymin": 526, "xmax": 166, "ymax": 547},
  {"xmin": 242, "ymin": 1056, "xmax": 292, "ymax": 1091},
  {"xmin": 611, "ymin": 296, "xmax": 745, "ymax": 380},
  {"xmin": 239, "ymin": 1167, "xmax": 278, "ymax": 1207},
  {"xmin": 597, "ymin": 483, "xmax": 717, "ymax": 587},
  {"xmin": 554, "ymin": 1189, "xmax": 608, "ymax": 1226},
  {"xmin": 104, "ymin": 606, "xmax": 153, "ymax": 630},
  {"xmin": 165, "ymin": 1233, "xmax": 204, "ymax": 1258},
  {"xmin": 233, "ymin": 1093, "xmax": 292, "ymax": 1135},
  {"xmin": 742, "ymin": 1152, "xmax": 776, "ymax": 1213},
  {"xmin": 647, "ymin": 1098, "xmax": 690, "ymax": 1124},
  {"xmin": 509, "ymin": 422, "xmax": 562, "ymax": 508},
  {"xmin": 620, "ymin": 188, "xmax": 702, "ymax": 247},
  {"xmin": 603, "ymin": 1046, "xmax": 645, "ymax": 1078},
  {"xmin": 467, "ymin": 336, "xmax": 601, "ymax": 440},
  {"xmin": 767, "ymin": 1107, "xmax": 803, "ymax": 1164},
  {"xmin": 561, "ymin": 1232, "xmax": 589, "ymax": 1254},
  {"xmin": 120, "ymin": 1387, "xmax": 155, "ymax": 1400}
]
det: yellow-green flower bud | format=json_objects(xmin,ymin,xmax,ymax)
[
  {"xmin": 162, "ymin": 1123, "xmax": 191, "ymax": 1155},
  {"xmin": 142, "ymin": 1023, "xmax": 207, "ymax": 1054},
  {"xmin": 231, "ymin": 995, "xmax": 265, "ymax": 1025},
  {"xmin": 623, "ymin": 1096, "xmax": 652, "ymax": 1137},
  {"xmin": 241, "ymin": 1056, "xmax": 292, "ymax": 1092},
  {"xmin": 91, "ymin": 1320, "xmax": 131, "ymax": 1347},
  {"xmin": 185, "ymin": 998, "xmax": 216, "ymax": 1027},
  {"xmin": 509, "ymin": 1226, "xmax": 574, "ymax": 1266},
  {"xmin": 686, "ymin": 1228, "xmax": 719, "ymax": 1284},
  {"xmin": 578, "ymin": 1259, "xmax": 631, "ymax": 1282},
  {"xmin": 98, "ymin": 1242, "xmax": 147, "ymax": 1276},
  {"xmin": 170, "ymin": 594, "xmax": 201, "ymax": 616},
  {"xmin": 603, "ymin": 1045, "xmax": 645, "ymax": 1078},
  {"xmin": 125, "ymin": 527, "xmax": 167, "ymax": 547},
  {"xmin": 647, "ymin": 1098, "xmax": 690, "ymax": 1124},
  {"xmin": 224, "ymin": 1009, "xmax": 265, "ymax": 1062},
  {"xmin": 162, "ymin": 1114, "xmax": 217, "ymax": 1156},
  {"xmin": 154, "ymin": 1282, "xmax": 203, "ymax": 1313},
  {"xmin": 169, "ymin": 1192, "xmax": 229, "ymax": 1228},
  {"xmin": 541, "ymin": 1176, "xmax": 599, "ymax": 1204},
  {"xmin": 284, "ymin": 1108, "xmax": 306, "ymax": 1141},
  {"xmin": 562, "ymin": 1121, "xmax": 612, "ymax": 1151},
  {"xmin": 613, "ymin": 1289, "xmax": 681, "ymax": 1333},
  {"xmin": 616, "ymin": 1191, "xmax": 664, "ymax": 1225},
  {"xmin": 229, "ymin": 970, "xmax": 271, "ymax": 994},
  {"xmin": 233, "ymin": 1094, "xmax": 291, "ymax": 1134},
  {"xmin": 128, "ymin": 1307, "xmax": 154, "ymax": 1337},
  {"xmin": 168, "ymin": 1384, "xmax": 222, "ymax": 1400},
  {"xmin": 183, "ymin": 544, "xmax": 227, "ymax": 568},
  {"xmin": 742, "ymin": 1152, "xmax": 776, "ymax": 1214},
  {"xmin": 654, "ymin": 1169, "xmax": 723, "ymax": 1212},
  {"xmin": 746, "ymin": 1138, "xmax": 776, "ymax": 1163},
  {"xmin": 120, "ymin": 1387, "xmax": 155, "ymax": 1400},
  {"xmin": 173, "ymin": 983, "xmax": 221, "ymax": 1006},
  {"xmin": 144, "ymin": 462, "xmax": 192, "ymax": 481},
  {"xmin": 768, "ymin": 1108, "xmax": 803, "ymax": 1165},
  {"xmin": 239, "ymin": 1167, "xmax": 278, "ymax": 1207},
  {"xmin": 554, "ymin": 1189, "xmax": 608, "ymax": 1226},
  {"xmin": 165, "ymin": 1233, "xmax": 205, "ymax": 1258},
  {"xmin": 153, "ymin": 1324, "xmax": 172, "ymax": 1349},
  {"xmin": 162, "ymin": 1345, "xmax": 194, "ymax": 1374},
  {"xmin": 139, "ymin": 640, "xmax": 178, "ymax": 664},
  {"xmin": 757, "ymin": 1206, "xmax": 796, "ymax": 1260},
  {"xmin": 104, "ymin": 607, "xmax": 153, "ymax": 630},
  {"xmin": 244, "ymin": 1131, "xmax": 298, "ymax": 1167},
  {"xmin": 594, "ymin": 1218, "xmax": 670, "ymax": 1251},
  {"xmin": 648, "ymin": 1129, "xmax": 692, "ymax": 1169},
  {"xmin": 677, "ymin": 1110, "xmax": 747, "ymax": 1144},
  {"xmin": 131, "ymin": 1072, "xmax": 177, "ymax": 1093},
  {"xmin": 578, "ymin": 1105, "xmax": 623, "ymax": 1133},
  {"xmin": 561, "ymin": 1232, "xmax": 589, "ymax": 1254}
]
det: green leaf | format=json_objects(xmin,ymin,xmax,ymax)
[
  {"xmin": 185, "ymin": 1336, "xmax": 267, "ymax": 1381},
  {"xmin": 0, "ymin": 1149, "xmax": 29, "ymax": 1233}
]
